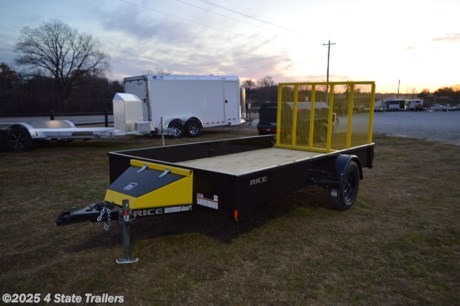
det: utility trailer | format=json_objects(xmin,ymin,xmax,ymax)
[
  {"xmin": 56, "ymin": 81, "xmax": 376, "ymax": 264},
  {"xmin": 0, "ymin": 93, "xmax": 148, "ymax": 152},
  {"xmin": 0, "ymin": 119, "xmax": 116, "ymax": 152}
]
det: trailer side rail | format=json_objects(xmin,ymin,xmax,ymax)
[{"xmin": 276, "ymin": 81, "xmax": 375, "ymax": 153}]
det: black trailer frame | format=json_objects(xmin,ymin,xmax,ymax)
[{"xmin": 106, "ymin": 135, "xmax": 373, "ymax": 215}]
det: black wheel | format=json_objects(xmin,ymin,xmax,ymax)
[
  {"xmin": 330, "ymin": 160, "xmax": 360, "ymax": 210},
  {"xmin": 168, "ymin": 120, "xmax": 184, "ymax": 138},
  {"xmin": 6, "ymin": 126, "xmax": 33, "ymax": 152},
  {"xmin": 185, "ymin": 118, "xmax": 202, "ymax": 137}
]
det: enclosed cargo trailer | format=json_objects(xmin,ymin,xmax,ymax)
[{"xmin": 123, "ymin": 74, "xmax": 245, "ymax": 137}]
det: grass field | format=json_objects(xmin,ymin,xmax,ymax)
[{"xmin": 0, "ymin": 127, "xmax": 459, "ymax": 305}]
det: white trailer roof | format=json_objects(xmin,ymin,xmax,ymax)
[{"xmin": 124, "ymin": 75, "xmax": 239, "ymax": 82}]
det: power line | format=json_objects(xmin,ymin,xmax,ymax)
[
  {"xmin": 176, "ymin": 0, "xmax": 276, "ymax": 33},
  {"xmin": 197, "ymin": 0, "xmax": 298, "ymax": 33},
  {"xmin": 119, "ymin": 0, "xmax": 280, "ymax": 52},
  {"xmin": 119, "ymin": 0, "xmax": 244, "ymax": 35},
  {"xmin": 118, "ymin": 0, "xmax": 226, "ymax": 32}
]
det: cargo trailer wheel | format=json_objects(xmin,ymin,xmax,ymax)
[
  {"xmin": 168, "ymin": 120, "xmax": 184, "ymax": 138},
  {"xmin": 330, "ymin": 160, "xmax": 360, "ymax": 210},
  {"xmin": 6, "ymin": 126, "xmax": 33, "ymax": 152},
  {"xmin": 185, "ymin": 118, "xmax": 202, "ymax": 137}
]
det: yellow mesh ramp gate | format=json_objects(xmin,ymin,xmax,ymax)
[{"xmin": 276, "ymin": 81, "xmax": 375, "ymax": 153}]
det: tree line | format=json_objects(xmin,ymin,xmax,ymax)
[
  {"xmin": 417, "ymin": 87, "xmax": 460, "ymax": 106},
  {"xmin": 242, "ymin": 76, "xmax": 278, "ymax": 106},
  {"xmin": 0, "ymin": 62, "xmax": 121, "ymax": 115}
]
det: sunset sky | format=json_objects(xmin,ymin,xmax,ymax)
[{"xmin": 1, "ymin": 0, "xmax": 459, "ymax": 93}]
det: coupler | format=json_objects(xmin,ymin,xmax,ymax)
[{"xmin": 56, "ymin": 201, "xmax": 119, "ymax": 226}]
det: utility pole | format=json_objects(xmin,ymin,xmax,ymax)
[
  {"xmin": 323, "ymin": 40, "xmax": 336, "ymax": 84},
  {"xmin": 323, "ymin": 40, "xmax": 336, "ymax": 102}
]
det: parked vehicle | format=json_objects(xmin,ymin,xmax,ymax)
[
  {"xmin": 428, "ymin": 104, "xmax": 448, "ymax": 112},
  {"xmin": 448, "ymin": 104, "xmax": 460, "ymax": 111},
  {"xmin": 257, "ymin": 101, "xmax": 335, "ymax": 143},
  {"xmin": 257, "ymin": 102, "xmax": 277, "ymax": 135},
  {"xmin": 383, "ymin": 98, "xmax": 406, "ymax": 111},
  {"xmin": 406, "ymin": 99, "xmax": 424, "ymax": 111},
  {"xmin": 377, "ymin": 98, "xmax": 425, "ymax": 111}
]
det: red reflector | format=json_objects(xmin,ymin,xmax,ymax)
[{"xmin": 233, "ymin": 209, "xmax": 239, "ymax": 221}]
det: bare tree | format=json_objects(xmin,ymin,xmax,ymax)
[
  {"xmin": 15, "ymin": 19, "xmax": 109, "ymax": 111},
  {"xmin": 253, "ymin": 76, "xmax": 277, "ymax": 104},
  {"xmin": 242, "ymin": 79, "xmax": 256, "ymax": 90},
  {"xmin": 257, "ymin": 76, "xmax": 275, "ymax": 88}
]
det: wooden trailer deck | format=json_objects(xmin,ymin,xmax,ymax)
[{"xmin": 176, "ymin": 147, "xmax": 324, "ymax": 176}]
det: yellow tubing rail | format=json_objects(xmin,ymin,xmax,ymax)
[{"xmin": 276, "ymin": 81, "xmax": 375, "ymax": 153}]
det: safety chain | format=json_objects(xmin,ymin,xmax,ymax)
[{"xmin": 97, "ymin": 207, "xmax": 112, "ymax": 231}]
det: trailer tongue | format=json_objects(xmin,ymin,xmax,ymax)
[
  {"xmin": 56, "ymin": 161, "xmax": 194, "ymax": 225},
  {"xmin": 56, "ymin": 81, "xmax": 376, "ymax": 264}
]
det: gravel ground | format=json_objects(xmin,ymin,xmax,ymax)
[{"xmin": 1, "ymin": 111, "xmax": 459, "ymax": 145}]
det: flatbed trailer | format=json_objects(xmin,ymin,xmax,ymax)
[
  {"xmin": 0, "ymin": 119, "xmax": 117, "ymax": 152},
  {"xmin": 0, "ymin": 93, "xmax": 145, "ymax": 152},
  {"xmin": 56, "ymin": 81, "xmax": 376, "ymax": 264}
]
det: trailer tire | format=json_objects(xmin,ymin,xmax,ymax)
[
  {"xmin": 185, "ymin": 118, "xmax": 202, "ymax": 137},
  {"xmin": 168, "ymin": 120, "xmax": 185, "ymax": 138},
  {"xmin": 330, "ymin": 160, "xmax": 360, "ymax": 210},
  {"xmin": 6, "ymin": 125, "xmax": 33, "ymax": 152}
]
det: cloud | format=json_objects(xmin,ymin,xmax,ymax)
[
  {"xmin": 99, "ymin": 7, "xmax": 199, "ymax": 46},
  {"xmin": 108, "ymin": 35, "xmax": 293, "ymax": 82},
  {"xmin": 432, "ymin": 33, "xmax": 460, "ymax": 42},
  {"xmin": 98, "ymin": 12, "xmax": 292, "ymax": 80},
  {"xmin": 0, "ymin": 45, "xmax": 17, "ymax": 67},
  {"xmin": 90, "ymin": 1, "xmax": 297, "ymax": 82}
]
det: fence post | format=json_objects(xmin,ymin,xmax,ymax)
[{"xmin": 104, "ymin": 108, "xmax": 109, "ymax": 127}]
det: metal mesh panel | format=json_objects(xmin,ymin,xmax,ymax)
[{"xmin": 276, "ymin": 82, "xmax": 375, "ymax": 152}]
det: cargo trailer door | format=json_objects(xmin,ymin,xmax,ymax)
[
  {"xmin": 224, "ymin": 81, "xmax": 240, "ymax": 125},
  {"xmin": 123, "ymin": 77, "xmax": 150, "ymax": 121}
]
